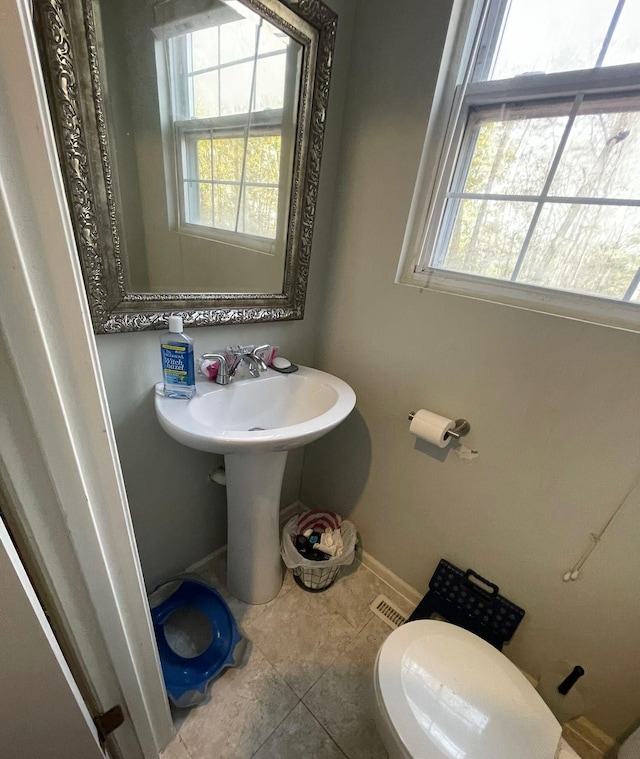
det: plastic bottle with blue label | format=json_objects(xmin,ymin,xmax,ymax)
[{"xmin": 160, "ymin": 315, "xmax": 196, "ymax": 399}]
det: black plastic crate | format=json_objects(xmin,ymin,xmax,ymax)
[{"xmin": 408, "ymin": 559, "xmax": 525, "ymax": 650}]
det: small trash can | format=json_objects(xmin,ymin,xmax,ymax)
[{"xmin": 281, "ymin": 512, "xmax": 357, "ymax": 592}]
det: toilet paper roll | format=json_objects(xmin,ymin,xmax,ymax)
[{"xmin": 409, "ymin": 409, "xmax": 455, "ymax": 448}]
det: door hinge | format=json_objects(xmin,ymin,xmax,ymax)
[{"xmin": 93, "ymin": 705, "xmax": 125, "ymax": 744}]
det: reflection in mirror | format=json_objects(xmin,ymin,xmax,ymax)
[
  {"xmin": 34, "ymin": 0, "xmax": 337, "ymax": 332},
  {"xmin": 100, "ymin": 0, "xmax": 301, "ymax": 293}
]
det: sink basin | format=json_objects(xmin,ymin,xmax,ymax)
[
  {"xmin": 155, "ymin": 367, "xmax": 356, "ymax": 454},
  {"xmin": 155, "ymin": 366, "xmax": 356, "ymax": 604}
]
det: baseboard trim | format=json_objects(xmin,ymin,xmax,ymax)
[
  {"xmin": 563, "ymin": 717, "xmax": 617, "ymax": 757},
  {"xmin": 184, "ymin": 500, "xmax": 304, "ymax": 574},
  {"xmin": 185, "ymin": 544, "xmax": 226, "ymax": 574},
  {"xmin": 293, "ymin": 502, "xmax": 424, "ymax": 608},
  {"xmin": 185, "ymin": 499, "xmax": 614, "ymax": 754},
  {"xmin": 356, "ymin": 548, "xmax": 423, "ymax": 609},
  {"xmin": 279, "ymin": 499, "xmax": 304, "ymax": 524}
]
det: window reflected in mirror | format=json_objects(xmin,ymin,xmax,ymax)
[
  {"xmin": 33, "ymin": 0, "xmax": 336, "ymax": 331},
  {"xmin": 92, "ymin": 0, "xmax": 302, "ymax": 294},
  {"xmin": 156, "ymin": 3, "xmax": 301, "ymax": 254}
]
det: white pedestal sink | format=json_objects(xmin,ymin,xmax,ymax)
[{"xmin": 155, "ymin": 367, "xmax": 356, "ymax": 604}]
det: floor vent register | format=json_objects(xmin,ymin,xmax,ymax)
[{"xmin": 370, "ymin": 594, "xmax": 408, "ymax": 629}]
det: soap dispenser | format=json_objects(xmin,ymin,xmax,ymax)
[{"xmin": 160, "ymin": 315, "xmax": 196, "ymax": 399}]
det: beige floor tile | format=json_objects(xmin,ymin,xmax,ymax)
[
  {"xmin": 160, "ymin": 734, "xmax": 191, "ymax": 759},
  {"xmin": 177, "ymin": 645, "xmax": 298, "ymax": 759},
  {"xmin": 322, "ymin": 561, "xmax": 414, "ymax": 632},
  {"xmin": 245, "ymin": 584, "xmax": 358, "ymax": 698},
  {"xmin": 252, "ymin": 702, "xmax": 347, "ymax": 759},
  {"xmin": 303, "ymin": 615, "xmax": 391, "ymax": 759}
]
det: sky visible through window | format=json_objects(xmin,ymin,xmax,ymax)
[
  {"xmin": 485, "ymin": 0, "xmax": 640, "ymax": 79},
  {"xmin": 435, "ymin": 0, "xmax": 640, "ymax": 304},
  {"xmin": 187, "ymin": 6, "xmax": 288, "ymax": 119}
]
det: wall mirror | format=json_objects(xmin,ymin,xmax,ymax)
[{"xmin": 34, "ymin": 0, "xmax": 337, "ymax": 333}]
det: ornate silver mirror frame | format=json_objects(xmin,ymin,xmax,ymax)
[{"xmin": 33, "ymin": 0, "xmax": 337, "ymax": 333}]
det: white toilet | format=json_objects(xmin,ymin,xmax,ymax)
[{"xmin": 374, "ymin": 620, "xmax": 580, "ymax": 759}]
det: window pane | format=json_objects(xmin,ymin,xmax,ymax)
[
  {"xmin": 220, "ymin": 19, "xmax": 258, "ymax": 64},
  {"xmin": 185, "ymin": 182, "xmax": 213, "ymax": 226},
  {"xmin": 438, "ymin": 199, "xmax": 536, "ymax": 279},
  {"xmin": 192, "ymin": 72, "xmax": 219, "ymax": 118},
  {"xmin": 254, "ymin": 54, "xmax": 286, "ymax": 111},
  {"xmin": 245, "ymin": 136, "xmax": 281, "ymax": 184},
  {"xmin": 220, "ymin": 62, "xmax": 253, "ymax": 115},
  {"xmin": 213, "ymin": 184, "xmax": 240, "ymax": 231},
  {"xmin": 603, "ymin": 0, "xmax": 640, "ymax": 67},
  {"xmin": 243, "ymin": 187, "xmax": 278, "ymax": 237},
  {"xmin": 463, "ymin": 107, "xmax": 569, "ymax": 196},
  {"xmin": 259, "ymin": 24, "xmax": 288, "ymax": 55},
  {"xmin": 196, "ymin": 139, "xmax": 213, "ymax": 181},
  {"xmin": 190, "ymin": 28, "xmax": 219, "ymax": 72},
  {"xmin": 212, "ymin": 137, "xmax": 244, "ymax": 182},
  {"xmin": 550, "ymin": 100, "xmax": 640, "ymax": 199},
  {"xmin": 517, "ymin": 203, "xmax": 640, "ymax": 299},
  {"xmin": 487, "ymin": 0, "xmax": 618, "ymax": 80}
]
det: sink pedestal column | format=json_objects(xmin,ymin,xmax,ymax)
[{"xmin": 224, "ymin": 450, "xmax": 288, "ymax": 605}]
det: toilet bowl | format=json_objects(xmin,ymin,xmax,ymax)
[{"xmin": 374, "ymin": 620, "xmax": 579, "ymax": 759}]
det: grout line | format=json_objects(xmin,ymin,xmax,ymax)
[
  {"xmin": 240, "ymin": 615, "xmax": 322, "ymax": 703},
  {"xmin": 248, "ymin": 697, "xmax": 301, "ymax": 758},
  {"xmin": 302, "ymin": 703, "xmax": 350, "ymax": 759},
  {"xmin": 301, "ymin": 683, "xmax": 359, "ymax": 759},
  {"xmin": 175, "ymin": 733, "xmax": 194, "ymax": 759},
  {"xmin": 299, "ymin": 600, "xmax": 363, "ymax": 695},
  {"xmin": 299, "ymin": 614, "xmax": 380, "ymax": 708},
  {"xmin": 182, "ymin": 500, "xmax": 614, "ymax": 756},
  {"xmin": 250, "ymin": 603, "xmax": 357, "ymax": 702}
]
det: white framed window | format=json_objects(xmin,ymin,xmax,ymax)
[
  {"xmin": 155, "ymin": 1, "xmax": 299, "ymax": 254},
  {"xmin": 399, "ymin": 0, "xmax": 640, "ymax": 331}
]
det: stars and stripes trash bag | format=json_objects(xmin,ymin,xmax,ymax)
[{"xmin": 281, "ymin": 511, "xmax": 357, "ymax": 592}]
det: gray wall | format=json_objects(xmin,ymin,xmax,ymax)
[
  {"xmin": 98, "ymin": 323, "xmax": 308, "ymax": 588},
  {"xmin": 96, "ymin": 0, "xmax": 640, "ymax": 738},
  {"xmin": 97, "ymin": 0, "xmax": 356, "ymax": 590},
  {"xmin": 300, "ymin": 0, "xmax": 640, "ymax": 739}
]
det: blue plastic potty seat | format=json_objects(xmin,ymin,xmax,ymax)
[{"xmin": 150, "ymin": 577, "xmax": 244, "ymax": 708}]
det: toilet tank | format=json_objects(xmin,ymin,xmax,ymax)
[{"xmin": 377, "ymin": 620, "xmax": 562, "ymax": 759}]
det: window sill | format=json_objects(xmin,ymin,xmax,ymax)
[
  {"xmin": 178, "ymin": 223, "xmax": 277, "ymax": 256},
  {"xmin": 397, "ymin": 267, "xmax": 640, "ymax": 334}
]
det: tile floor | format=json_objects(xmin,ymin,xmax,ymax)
[{"xmin": 160, "ymin": 556, "xmax": 592, "ymax": 759}]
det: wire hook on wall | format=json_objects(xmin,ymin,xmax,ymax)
[{"xmin": 562, "ymin": 476, "xmax": 640, "ymax": 582}]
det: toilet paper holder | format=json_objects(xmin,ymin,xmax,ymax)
[{"xmin": 408, "ymin": 413, "xmax": 471, "ymax": 440}]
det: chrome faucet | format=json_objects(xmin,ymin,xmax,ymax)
[
  {"xmin": 233, "ymin": 344, "xmax": 269, "ymax": 378},
  {"xmin": 201, "ymin": 345, "xmax": 270, "ymax": 385},
  {"xmin": 201, "ymin": 353, "xmax": 231, "ymax": 385},
  {"xmin": 242, "ymin": 352, "xmax": 265, "ymax": 378}
]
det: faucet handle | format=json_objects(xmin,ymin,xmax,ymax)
[
  {"xmin": 251, "ymin": 344, "xmax": 271, "ymax": 371},
  {"xmin": 230, "ymin": 344, "xmax": 252, "ymax": 355},
  {"xmin": 231, "ymin": 344, "xmax": 270, "ymax": 371},
  {"xmin": 201, "ymin": 353, "xmax": 231, "ymax": 385}
]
